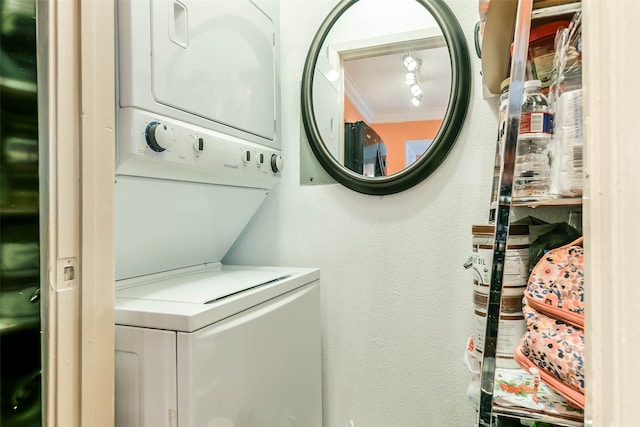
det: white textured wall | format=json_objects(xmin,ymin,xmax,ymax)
[{"xmin": 223, "ymin": 1, "xmax": 497, "ymax": 425}]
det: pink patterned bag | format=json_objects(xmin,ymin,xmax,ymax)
[
  {"xmin": 514, "ymin": 237, "xmax": 585, "ymax": 408},
  {"xmin": 523, "ymin": 236, "xmax": 584, "ymax": 328}
]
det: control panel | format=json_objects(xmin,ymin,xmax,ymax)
[{"xmin": 117, "ymin": 108, "xmax": 282, "ymax": 189}]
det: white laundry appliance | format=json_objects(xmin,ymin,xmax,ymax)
[{"xmin": 113, "ymin": 1, "xmax": 322, "ymax": 426}]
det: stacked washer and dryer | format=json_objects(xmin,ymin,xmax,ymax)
[{"xmin": 113, "ymin": 1, "xmax": 322, "ymax": 426}]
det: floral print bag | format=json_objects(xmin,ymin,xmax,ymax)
[{"xmin": 514, "ymin": 237, "xmax": 585, "ymax": 409}]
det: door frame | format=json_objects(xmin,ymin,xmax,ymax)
[
  {"xmin": 583, "ymin": 0, "xmax": 640, "ymax": 425},
  {"xmin": 38, "ymin": 0, "xmax": 115, "ymax": 425}
]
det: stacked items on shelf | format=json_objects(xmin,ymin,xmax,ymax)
[
  {"xmin": 465, "ymin": 224, "xmax": 584, "ymax": 426},
  {"xmin": 0, "ymin": 0, "xmax": 42, "ymax": 426},
  {"xmin": 488, "ymin": 12, "xmax": 584, "ymax": 217},
  {"xmin": 471, "ymin": 2, "xmax": 585, "ymax": 425},
  {"xmin": 514, "ymin": 238, "xmax": 585, "ymax": 410},
  {"xmin": 489, "ymin": 17, "xmax": 583, "ymax": 208},
  {"xmin": 494, "ymin": 4, "xmax": 583, "ymax": 208},
  {"xmin": 470, "ymin": 224, "xmax": 530, "ymax": 370},
  {"xmin": 513, "ymin": 10, "xmax": 584, "ymax": 203},
  {"xmin": 513, "ymin": 79, "xmax": 554, "ymax": 202},
  {"xmin": 466, "ymin": 363, "xmax": 584, "ymax": 426},
  {"xmin": 548, "ymin": 12, "xmax": 583, "ymax": 198}
]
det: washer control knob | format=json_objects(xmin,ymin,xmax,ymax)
[
  {"xmin": 256, "ymin": 152, "xmax": 265, "ymax": 166},
  {"xmin": 270, "ymin": 154, "xmax": 283, "ymax": 173},
  {"xmin": 145, "ymin": 122, "xmax": 172, "ymax": 152}
]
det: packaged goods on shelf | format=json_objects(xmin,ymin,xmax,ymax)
[
  {"xmin": 514, "ymin": 80, "xmax": 553, "ymax": 201},
  {"xmin": 549, "ymin": 11, "xmax": 583, "ymax": 197},
  {"xmin": 527, "ymin": 21, "xmax": 571, "ymax": 89}
]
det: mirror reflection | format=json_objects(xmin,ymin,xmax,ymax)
[{"xmin": 311, "ymin": 0, "xmax": 453, "ymax": 177}]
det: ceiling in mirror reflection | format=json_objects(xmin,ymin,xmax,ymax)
[
  {"xmin": 343, "ymin": 44, "xmax": 452, "ymax": 124},
  {"xmin": 313, "ymin": 0, "xmax": 453, "ymax": 128}
]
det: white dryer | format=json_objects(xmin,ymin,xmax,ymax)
[{"xmin": 114, "ymin": 1, "xmax": 322, "ymax": 426}]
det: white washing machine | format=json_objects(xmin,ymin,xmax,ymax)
[
  {"xmin": 115, "ymin": 265, "xmax": 321, "ymax": 427},
  {"xmin": 114, "ymin": 1, "xmax": 322, "ymax": 426}
]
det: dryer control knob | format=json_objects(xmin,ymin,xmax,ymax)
[
  {"xmin": 193, "ymin": 137, "xmax": 204, "ymax": 152},
  {"xmin": 270, "ymin": 154, "xmax": 283, "ymax": 173},
  {"xmin": 145, "ymin": 122, "xmax": 172, "ymax": 152},
  {"xmin": 242, "ymin": 149, "xmax": 251, "ymax": 163}
]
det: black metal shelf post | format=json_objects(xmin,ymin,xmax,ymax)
[{"xmin": 477, "ymin": 0, "xmax": 533, "ymax": 425}]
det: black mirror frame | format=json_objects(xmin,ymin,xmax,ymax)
[{"xmin": 301, "ymin": 0, "xmax": 472, "ymax": 195}]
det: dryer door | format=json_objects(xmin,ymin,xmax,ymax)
[{"xmin": 150, "ymin": 0, "xmax": 276, "ymax": 141}]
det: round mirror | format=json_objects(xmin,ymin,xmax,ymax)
[{"xmin": 301, "ymin": 0, "xmax": 471, "ymax": 195}]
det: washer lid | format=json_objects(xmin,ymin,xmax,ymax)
[
  {"xmin": 115, "ymin": 264, "xmax": 320, "ymax": 332},
  {"xmin": 116, "ymin": 267, "xmax": 291, "ymax": 304}
]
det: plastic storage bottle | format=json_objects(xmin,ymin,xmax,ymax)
[{"xmin": 513, "ymin": 80, "xmax": 552, "ymax": 201}]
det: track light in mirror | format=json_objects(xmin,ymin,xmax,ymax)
[
  {"xmin": 405, "ymin": 71, "xmax": 417, "ymax": 86},
  {"xmin": 403, "ymin": 53, "xmax": 421, "ymax": 72},
  {"xmin": 411, "ymin": 94, "xmax": 423, "ymax": 107},
  {"xmin": 410, "ymin": 83, "xmax": 423, "ymax": 97}
]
